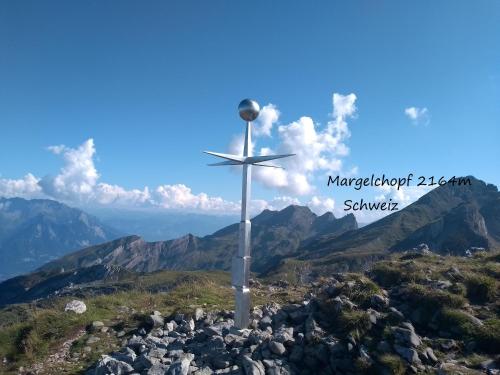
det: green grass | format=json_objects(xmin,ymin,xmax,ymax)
[
  {"xmin": 465, "ymin": 274, "xmax": 497, "ymax": 304},
  {"xmin": 377, "ymin": 354, "xmax": 406, "ymax": 375},
  {"xmin": 335, "ymin": 274, "xmax": 382, "ymax": 306},
  {"xmin": 402, "ymin": 283, "xmax": 466, "ymax": 312},
  {"xmin": 0, "ymin": 270, "xmax": 307, "ymax": 374},
  {"xmin": 370, "ymin": 261, "xmax": 425, "ymax": 287}
]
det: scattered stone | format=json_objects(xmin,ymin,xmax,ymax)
[
  {"xmin": 86, "ymin": 336, "xmax": 100, "ymax": 345},
  {"xmin": 90, "ymin": 321, "xmax": 105, "ymax": 332},
  {"xmin": 64, "ymin": 300, "xmax": 87, "ymax": 314},
  {"xmin": 268, "ymin": 341, "xmax": 286, "ymax": 355},
  {"xmin": 394, "ymin": 344, "xmax": 421, "ymax": 365},
  {"xmin": 147, "ymin": 311, "xmax": 164, "ymax": 328},
  {"xmin": 82, "ymin": 268, "xmax": 497, "ymax": 375},
  {"xmin": 195, "ymin": 307, "xmax": 204, "ymax": 321},
  {"xmin": 241, "ymin": 355, "xmax": 265, "ymax": 375}
]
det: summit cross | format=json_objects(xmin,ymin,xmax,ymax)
[{"xmin": 204, "ymin": 99, "xmax": 294, "ymax": 328}]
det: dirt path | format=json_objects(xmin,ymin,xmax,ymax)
[{"xmin": 22, "ymin": 329, "xmax": 86, "ymax": 374}]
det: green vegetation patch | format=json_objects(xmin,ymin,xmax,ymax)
[
  {"xmin": 465, "ymin": 274, "xmax": 497, "ymax": 304},
  {"xmin": 370, "ymin": 261, "xmax": 425, "ymax": 287},
  {"xmin": 377, "ymin": 354, "xmax": 406, "ymax": 375}
]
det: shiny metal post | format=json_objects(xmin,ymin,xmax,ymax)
[{"xmin": 204, "ymin": 99, "xmax": 294, "ymax": 328}]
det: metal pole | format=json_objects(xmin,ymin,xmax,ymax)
[
  {"xmin": 204, "ymin": 98, "xmax": 294, "ymax": 329},
  {"xmin": 233, "ymin": 121, "xmax": 252, "ymax": 328}
]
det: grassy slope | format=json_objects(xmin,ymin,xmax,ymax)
[{"xmin": 0, "ymin": 270, "xmax": 305, "ymax": 374}]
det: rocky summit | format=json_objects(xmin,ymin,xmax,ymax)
[{"xmin": 78, "ymin": 252, "xmax": 499, "ymax": 375}]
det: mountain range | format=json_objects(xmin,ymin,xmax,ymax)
[
  {"xmin": 1, "ymin": 176, "xmax": 499, "ymax": 306},
  {"xmin": 0, "ymin": 197, "xmax": 122, "ymax": 280},
  {"xmin": 287, "ymin": 176, "xmax": 500, "ymax": 273},
  {"xmin": 38, "ymin": 205, "xmax": 358, "ymax": 275}
]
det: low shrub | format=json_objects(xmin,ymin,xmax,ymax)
[
  {"xmin": 474, "ymin": 319, "xmax": 500, "ymax": 354},
  {"xmin": 465, "ymin": 274, "xmax": 496, "ymax": 304},
  {"xmin": 370, "ymin": 262, "xmax": 424, "ymax": 288},
  {"xmin": 448, "ymin": 282, "xmax": 467, "ymax": 296},
  {"xmin": 335, "ymin": 276, "xmax": 381, "ymax": 306},
  {"xmin": 438, "ymin": 309, "xmax": 476, "ymax": 337},
  {"xmin": 377, "ymin": 354, "xmax": 406, "ymax": 375},
  {"xmin": 337, "ymin": 310, "xmax": 372, "ymax": 338},
  {"xmin": 403, "ymin": 284, "xmax": 466, "ymax": 311}
]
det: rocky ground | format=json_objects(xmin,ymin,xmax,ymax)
[
  {"xmin": 83, "ymin": 251, "xmax": 499, "ymax": 375},
  {"xmin": 7, "ymin": 249, "xmax": 499, "ymax": 375}
]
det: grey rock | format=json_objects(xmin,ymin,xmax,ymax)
[
  {"xmin": 86, "ymin": 336, "xmax": 100, "ymax": 345},
  {"xmin": 91, "ymin": 321, "xmax": 105, "ymax": 331},
  {"xmin": 212, "ymin": 353, "xmax": 232, "ymax": 369},
  {"xmin": 95, "ymin": 355, "xmax": 134, "ymax": 375},
  {"xmin": 134, "ymin": 353, "xmax": 159, "ymax": 371},
  {"xmin": 194, "ymin": 367, "xmax": 214, "ymax": 375},
  {"xmin": 259, "ymin": 316, "xmax": 272, "ymax": 330},
  {"xmin": 389, "ymin": 307, "xmax": 405, "ymax": 321},
  {"xmin": 371, "ymin": 294, "xmax": 389, "ymax": 308},
  {"xmin": 64, "ymin": 300, "xmax": 87, "ymax": 314},
  {"xmin": 392, "ymin": 326, "xmax": 421, "ymax": 348},
  {"xmin": 116, "ymin": 330, "xmax": 126, "ymax": 338},
  {"xmin": 274, "ymin": 327, "xmax": 294, "ymax": 344},
  {"xmin": 424, "ymin": 347, "xmax": 438, "ymax": 364},
  {"xmin": 147, "ymin": 313, "xmax": 165, "ymax": 328},
  {"xmin": 167, "ymin": 356, "xmax": 191, "ymax": 375},
  {"xmin": 195, "ymin": 308, "xmax": 204, "ymax": 321},
  {"xmin": 269, "ymin": 341, "xmax": 286, "ymax": 355},
  {"xmin": 111, "ymin": 347, "xmax": 137, "ymax": 365},
  {"xmin": 394, "ymin": 344, "xmax": 421, "ymax": 365},
  {"xmin": 241, "ymin": 356, "xmax": 265, "ymax": 375},
  {"xmin": 147, "ymin": 363, "xmax": 171, "ymax": 375}
]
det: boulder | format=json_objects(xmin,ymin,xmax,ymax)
[
  {"xmin": 90, "ymin": 321, "xmax": 105, "ymax": 332},
  {"xmin": 64, "ymin": 300, "xmax": 87, "ymax": 314},
  {"xmin": 147, "ymin": 312, "xmax": 164, "ymax": 328},
  {"xmin": 167, "ymin": 356, "xmax": 191, "ymax": 375},
  {"xmin": 194, "ymin": 308, "xmax": 204, "ymax": 321},
  {"xmin": 394, "ymin": 344, "xmax": 421, "ymax": 365},
  {"xmin": 269, "ymin": 341, "xmax": 286, "ymax": 355},
  {"xmin": 241, "ymin": 356, "xmax": 265, "ymax": 375},
  {"xmin": 94, "ymin": 355, "xmax": 134, "ymax": 375}
]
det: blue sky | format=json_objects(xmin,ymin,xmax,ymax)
[{"xmin": 0, "ymin": 1, "xmax": 499, "ymax": 222}]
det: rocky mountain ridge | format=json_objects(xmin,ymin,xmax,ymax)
[
  {"xmin": 292, "ymin": 176, "xmax": 500, "ymax": 274},
  {"xmin": 39, "ymin": 205, "xmax": 358, "ymax": 276}
]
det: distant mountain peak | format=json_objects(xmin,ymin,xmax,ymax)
[
  {"xmin": 0, "ymin": 197, "xmax": 122, "ymax": 280},
  {"xmin": 38, "ymin": 204, "xmax": 358, "ymax": 277}
]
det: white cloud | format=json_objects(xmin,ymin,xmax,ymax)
[
  {"xmin": 247, "ymin": 93, "xmax": 357, "ymax": 196},
  {"xmin": 404, "ymin": 106, "xmax": 429, "ymax": 125},
  {"xmin": 253, "ymin": 104, "xmax": 280, "ymax": 137},
  {"xmin": 0, "ymin": 94, "xmax": 434, "ymax": 218},
  {"xmin": 308, "ymin": 196, "xmax": 335, "ymax": 215},
  {"xmin": 0, "ymin": 139, "xmax": 241, "ymax": 214},
  {"xmin": 40, "ymin": 139, "xmax": 99, "ymax": 201},
  {"xmin": 94, "ymin": 183, "xmax": 151, "ymax": 206},
  {"xmin": 154, "ymin": 184, "xmax": 239, "ymax": 212},
  {"xmin": 0, "ymin": 173, "xmax": 43, "ymax": 198}
]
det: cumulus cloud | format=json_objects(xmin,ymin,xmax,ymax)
[
  {"xmin": 39, "ymin": 139, "xmax": 99, "ymax": 202},
  {"xmin": 404, "ymin": 106, "xmax": 429, "ymax": 125},
  {"xmin": 0, "ymin": 173, "xmax": 43, "ymax": 198},
  {"xmin": 308, "ymin": 196, "xmax": 335, "ymax": 215},
  {"xmin": 0, "ymin": 139, "xmax": 242, "ymax": 214},
  {"xmin": 246, "ymin": 93, "xmax": 357, "ymax": 196},
  {"xmin": 374, "ymin": 184, "xmax": 432, "ymax": 207},
  {"xmin": 0, "ymin": 94, "xmax": 432, "ymax": 218},
  {"xmin": 252, "ymin": 104, "xmax": 280, "ymax": 137}
]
